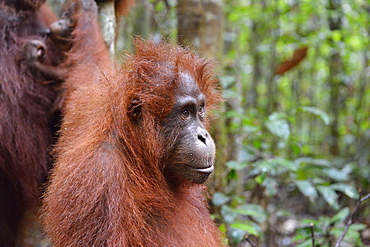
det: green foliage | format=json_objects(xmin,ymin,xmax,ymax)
[
  {"xmin": 125, "ymin": 0, "xmax": 370, "ymax": 246},
  {"xmin": 299, "ymin": 107, "xmax": 330, "ymax": 126},
  {"xmin": 293, "ymin": 208, "xmax": 366, "ymax": 246},
  {"xmin": 213, "ymin": 0, "xmax": 369, "ymax": 245},
  {"xmin": 265, "ymin": 112, "xmax": 291, "ymax": 142},
  {"xmin": 213, "ymin": 193, "xmax": 266, "ymax": 245}
]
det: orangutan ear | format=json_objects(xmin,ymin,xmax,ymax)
[{"xmin": 129, "ymin": 99, "xmax": 142, "ymax": 121}]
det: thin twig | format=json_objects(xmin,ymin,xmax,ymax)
[
  {"xmin": 334, "ymin": 192, "xmax": 370, "ymax": 247},
  {"xmin": 310, "ymin": 223, "xmax": 315, "ymax": 247}
]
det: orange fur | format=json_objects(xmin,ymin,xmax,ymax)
[
  {"xmin": 114, "ymin": 0, "xmax": 134, "ymax": 17},
  {"xmin": 42, "ymin": 0, "xmax": 223, "ymax": 246},
  {"xmin": 37, "ymin": 3, "xmax": 58, "ymax": 26}
]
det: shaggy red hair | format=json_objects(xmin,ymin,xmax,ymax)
[{"xmin": 42, "ymin": 0, "xmax": 223, "ymax": 246}]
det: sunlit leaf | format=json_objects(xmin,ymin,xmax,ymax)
[
  {"xmin": 225, "ymin": 110, "xmax": 243, "ymax": 119},
  {"xmin": 332, "ymin": 30, "xmax": 342, "ymax": 42},
  {"xmin": 317, "ymin": 185, "xmax": 339, "ymax": 209},
  {"xmin": 330, "ymin": 183, "xmax": 359, "ymax": 199},
  {"xmin": 291, "ymin": 142, "xmax": 302, "ymax": 155},
  {"xmin": 238, "ymin": 149, "xmax": 256, "ymax": 163},
  {"xmin": 348, "ymin": 35, "xmax": 363, "ymax": 50},
  {"xmin": 330, "ymin": 207, "xmax": 349, "ymax": 224},
  {"xmin": 295, "ymin": 157, "xmax": 331, "ymax": 167},
  {"xmin": 320, "ymin": 42, "xmax": 331, "ymax": 56},
  {"xmin": 236, "ymin": 204, "xmax": 267, "ymax": 223},
  {"xmin": 219, "ymin": 75, "xmax": 236, "ymax": 88},
  {"xmin": 324, "ymin": 168, "xmax": 350, "ymax": 181},
  {"xmin": 295, "ymin": 239, "xmax": 314, "ymax": 247},
  {"xmin": 220, "ymin": 205, "xmax": 238, "ymax": 223},
  {"xmin": 228, "ymin": 227, "xmax": 246, "ymax": 245},
  {"xmin": 231, "ymin": 221, "xmax": 260, "ymax": 236},
  {"xmin": 225, "ymin": 160, "xmax": 248, "ymax": 170},
  {"xmin": 255, "ymin": 172, "xmax": 266, "ymax": 184},
  {"xmin": 348, "ymin": 223, "xmax": 367, "ymax": 231},
  {"xmin": 273, "ymin": 157, "xmax": 298, "ymax": 171},
  {"xmin": 295, "ymin": 180, "xmax": 318, "ymax": 201},
  {"xmin": 263, "ymin": 177, "xmax": 278, "ymax": 197},
  {"xmin": 212, "ymin": 192, "xmax": 230, "ymax": 207},
  {"xmin": 265, "ymin": 112, "xmax": 290, "ymax": 141},
  {"xmin": 301, "ymin": 106, "xmax": 330, "ymax": 125},
  {"xmin": 218, "ymin": 223, "xmax": 228, "ymax": 234}
]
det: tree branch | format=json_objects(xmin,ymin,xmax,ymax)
[
  {"xmin": 310, "ymin": 223, "xmax": 315, "ymax": 247},
  {"xmin": 334, "ymin": 192, "xmax": 370, "ymax": 247}
]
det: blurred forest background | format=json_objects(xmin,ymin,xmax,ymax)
[{"xmin": 46, "ymin": 0, "xmax": 369, "ymax": 246}]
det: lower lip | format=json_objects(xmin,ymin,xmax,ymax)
[{"xmin": 188, "ymin": 165, "xmax": 214, "ymax": 173}]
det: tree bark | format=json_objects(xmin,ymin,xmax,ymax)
[
  {"xmin": 177, "ymin": 0, "xmax": 224, "ymax": 60},
  {"xmin": 97, "ymin": 1, "xmax": 116, "ymax": 57},
  {"xmin": 327, "ymin": 0, "xmax": 344, "ymax": 156}
]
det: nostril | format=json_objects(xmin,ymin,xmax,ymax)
[{"xmin": 198, "ymin": 134, "xmax": 206, "ymax": 145}]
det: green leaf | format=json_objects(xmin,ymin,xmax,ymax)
[
  {"xmin": 324, "ymin": 168, "xmax": 350, "ymax": 181},
  {"xmin": 273, "ymin": 157, "xmax": 298, "ymax": 171},
  {"xmin": 212, "ymin": 192, "xmax": 230, "ymax": 207},
  {"xmin": 320, "ymin": 42, "xmax": 331, "ymax": 56},
  {"xmin": 348, "ymin": 223, "xmax": 367, "ymax": 232},
  {"xmin": 255, "ymin": 173, "xmax": 266, "ymax": 184},
  {"xmin": 295, "ymin": 239, "xmax": 314, "ymax": 247},
  {"xmin": 225, "ymin": 160, "xmax": 248, "ymax": 170},
  {"xmin": 295, "ymin": 157, "xmax": 331, "ymax": 167},
  {"xmin": 265, "ymin": 112, "xmax": 290, "ymax": 141},
  {"xmin": 348, "ymin": 35, "xmax": 363, "ymax": 50},
  {"xmin": 218, "ymin": 223, "xmax": 228, "ymax": 234},
  {"xmin": 236, "ymin": 204, "xmax": 267, "ymax": 223},
  {"xmin": 317, "ymin": 185, "xmax": 339, "ymax": 209},
  {"xmin": 220, "ymin": 205, "xmax": 238, "ymax": 223},
  {"xmin": 330, "ymin": 183, "xmax": 360, "ymax": 199},
  {"xmin": 225, "ymin": 110, "xmax": 243, "ymax": 119},
  {"xmin": 332, "ymin": 30, "xmax": 342, "ymax": 42},
  {"xmin": 230, "ymin": 221, "xmax": 260, "ymax": 236},
  {"xmin": 330, "ymin": 207, "xmax": 350, "ymax": 224},
  {"xmin": 301, "ymin": 106, "xmax": 330, "ymax": 125},
  {"xmin": 238, "ymin": 149, "xmax": 256, "ymax": 163},
  {"xmin": 219, "ymin": 75, "xmax": 236, "ymax": 88},
  {"xmin": 291, "ymin": 142, "xmax": 302, "ymax": 155},
  {"xmin": 295, "ymin": 180, "xmax": 318, "ymax": 201},
  {"xmin": 263, "ymin": 177, "xmax": 278, "ymax": 197},
  {"xmin": 228, "ymin": 227, "xmax": 246, "ymax": 245}
]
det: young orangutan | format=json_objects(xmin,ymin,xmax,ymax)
[{"xmin": 42, "ymin": 0, "xmax": 224, "ymax": 246}]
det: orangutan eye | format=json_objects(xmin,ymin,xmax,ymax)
[
  {"xmin": 198, "ymin": 105, "xmax": 205, "ymax": 118},
  {"xmin": 181, "ymin": 108, "xmax": 190, "ymax": 120}
]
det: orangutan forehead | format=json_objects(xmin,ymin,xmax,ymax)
[
  {"xmin": 174, "ymin": 71, "xmax": 204, "ymax": 100},
  {"xmin": 178, "ymin": 72, "xmax": 197, "ymax": 90}
]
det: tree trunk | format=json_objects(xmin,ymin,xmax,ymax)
[
  {"xmin": 247, "ymin": 22, "xmax": 262, "ymax": 109},
  {"xmin": 97, "ymin": 1, "xmax": 116, "ymax": 57},
  {"xmin": 266, "ymin": 1, "xmax": 279, "ymax": 116},
  {"xmin": 177, "ymin": 0, "xmax": 224, "ymax": 60},
  {"xmin": 327, "ymin": 0, "xmax": 344, "ymax": 156}
]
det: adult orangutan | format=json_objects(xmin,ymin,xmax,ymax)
[
  {"xmin": 0, "ymin": 0, "xmax": 63, "ymax": 245},
  {"xmin": 42, "ymin": 0, "xmax": 224, "ymax": 246}
]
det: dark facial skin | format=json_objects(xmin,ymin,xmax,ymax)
[
  {"xmin": 49, "ymin": 19, "xmax": 74, "ymax": 41},
  {"xmin": 163, "ymin": 72, "xmax": 216, "ymax": 184},
  {"xmin": 18, "ymin": 40, "xmax": 66, "ymax": 82},
  {"xmin": 23, "ymin": 40, "xmax": 46, "ymax": 61},
  {"xmin": 49, "ymin": 12, "xmax": 75, "ymax": 43},
  {"xmin": 48, "ymin": 1, "xmax": 79, "ymax": 44}
]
